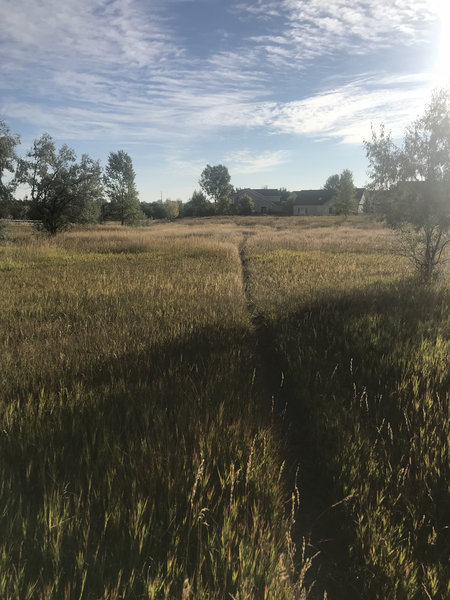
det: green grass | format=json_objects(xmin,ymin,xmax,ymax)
[{"xmin": 1, "ymin": 217, "xmax": 448, "ymax": 599}]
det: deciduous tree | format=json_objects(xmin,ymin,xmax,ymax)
[
  {"xmin": 183, "ymin": 190, "xmax": 214, "ymax": 217},
  {"xmin": 140, "ymin": 201, "xmax": 166, "ymax": 220},
  {"xmin": 215, "ymin": 195, "xmax": 232, "ymax": 215},
  {"xmin": 364, "ymin": 87, "xmax": 450, "ymax": 282},
  {"xmin": 323, "ymin": 173, "xmax": 340, "ymax": 192},
  {"xmin": 0, "ymin": 119, "xmax": 20, "ymax": 214},
  {"xmin": 323, "ymin": 170, "xmax": 358, "ymax": 216},
  {"xmin": 235, "ymin": 194, "xmax": 255, "ymax": 215},
  {"xmin": 104, "ymin": 150, "xmax": 141, "ymax": 225},
  {"xmin": 16, "ymin": 134, "xmax": 102, "ymax": 234},
  {"xmin": 199, "ymin": 164, "xmax": 233, "ymax": 205},
  {"xmin": 164, "ymin": 198, "xmax": 180, "ymax": 220},
  {"xmin": 333, "ymin": 169, "xmax": 358, "ymax": 216}
]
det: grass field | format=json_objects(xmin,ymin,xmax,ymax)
[{"xmin": 0, "ymin": 217, "xmax": 448, "ymax": 599}]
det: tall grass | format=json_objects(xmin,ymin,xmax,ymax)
[
  {"xmin": 243, "ymin": 221, "xmax": 449, "ymax": 598},
  {"xmin": 2, "ymin": 217, "xmax": 448, "ymax": 598},
  {"xmin": 0, "ymin": 225, "xmax": 311, "ymax": 599}
]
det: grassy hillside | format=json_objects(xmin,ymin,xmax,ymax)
[{"xmin": 0, "ymin": 218, "xmax": 448, "ymax": 599}]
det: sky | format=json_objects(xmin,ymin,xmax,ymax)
[{"xmin": 1, "ymin": 0, "xmax": 449, "ymax": 202}]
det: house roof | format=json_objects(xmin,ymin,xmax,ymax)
[
  {"xmin": 235, "ymin": 188, "xmax": 280, "ymax": 199},
  {"xmin": 293, "ymin": 187, "xmax": 366, "ymax": 206},
  {"xmin": 249, "ymin": 188, "xmax": 280, "ymax": 196},
  {"xmin": 293, "ymin": 189, "xmax": 335, "ymax": 206}
]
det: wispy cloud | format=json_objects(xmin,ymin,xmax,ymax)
[
  {"xmin": 2, "ymin": 69, "xmax": 436, "ymax": 149},
  {"xmin": 225, "ymin": 149, "xmax": 289, "ymax": 174},
  {"xmin": 235, "ymin": 0, "xmax": 440, "ymax": 67},
  {"xmin": 0, "ymin": 0, "xmax": 444, "ymax": 201},
  {"xmin": 268, "ymin": 76, "xmax": 435, "ymax": 143},
  {"xmin": 1, "ymin": 0, "xmax": 179, "ymax": 72}
]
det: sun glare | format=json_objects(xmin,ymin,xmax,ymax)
[{"xmin": 434, "ymin": 1, "xmax": 450, "ymax": 86}]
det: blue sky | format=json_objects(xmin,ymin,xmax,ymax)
[{"xmin": 1, "ymin": 0, "xmax": 448, "ymax": 202}]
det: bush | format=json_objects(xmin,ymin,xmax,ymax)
[{"xmin": 0, "ymin": 220, "xmax": 8, "ymax": 242}]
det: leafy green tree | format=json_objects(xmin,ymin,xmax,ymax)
[
  {"xmin": 16, "ymin": 134, "xmax": 102, "ymax": 234},
  {"xmin": 333, "ymin": 169, "xmax": 357, "ymax": 216},
  {"xmin": 183, "ymin": 190, "xmax": 214, "ymax": 217},
  {"xmin": 215, "ymin": 195, "xmax": 232, "ymax": 215},
  {"xmin": 364, "ymin": 87, "xmax": 450, "ymax": 282},
  {"xmin": 164, "ymin": 198, "xmax": 180, "ymax": 220},
  {"xmin": 323, "ymin": 173, "xmax": 340, "ymax": 192},
  {"xmin": 199, "ymin": 164, "xmax": 233, "ymax": 205},
  {"xmin": 235, "ymin": 194, "xmax": 255, "ymax": 215},
  {"xmin": 278, "ymin": 188, "xmax": 295, "ymax": 215},
  {"xmin": 140, "ymin": 201, "xmax": 166, "ymax": 220},
  {"xmin": 104, "ymin": 150, "xmax": 141, "ymax": 225},
  {"xmin": 0, "ymin": 119, "xmax": 20, "ymax": 215}
]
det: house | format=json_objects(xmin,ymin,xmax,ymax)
[
  {"xmin": 292, "ymin": 188, "xmax": 367, "ymax": 215},
  {"xmin": 233, "ymin": 188, "xmax": 283, "ymax": 214},
  {"xmin": 292, "ymin": 189, "xmax": 335, "ymax": 216}
]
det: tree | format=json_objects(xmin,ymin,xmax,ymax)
[
  {"xmin": 364, "ymin": 87, "xmax": 450, "ymax": 282},
  {"xmin": 16, "ymin": 134, "xmax": 102, "ymax": 235},
  {"xmin": 215, "ymin": 195, "xmax": 232, "ymax": 215},
  {"xmin": 0, "ymin": 120, "xmax": 20, "ymax": 213},
  {"xmin": 323, "ymin": 170, "xmax": 358, "ymax": 216},
  {"xmin": 183, "ymin": 190, "xmax": 214, "ymax": 217},
  {"xmin": 323, "ymin": 173, "xmax": 340, "ymax": 192},
  {"xmin": 164, "ymin": 199, "xmax": 180, "ymax": 220},
  {"xmin": 333, "ymin": 169, "xmax": 357, "ymax": 216},
  {"xmin": 140, "ymin": 201, "xmax": 166, "ymax": 220},
  {"xmin": 104, "ymin": 150, "xmax": 142, "ymax": 225},
  {"xmin": 279, "ymin": 188, "xmax": 295, "ymax": 215},
  {"xmin": 235, "ymin": 194, "xmax": 255, "ymax": 215},
  {"xmin": 199, "ymin": 164, "xmax": 233, "ymax": 205}
]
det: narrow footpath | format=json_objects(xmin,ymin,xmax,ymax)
[{"xmin": 237, "ymin": 233, "xmax": 359, "ymax": 600}]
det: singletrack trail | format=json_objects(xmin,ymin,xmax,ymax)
[{"xmin": 236, "ymin": 232, "xmax": 358, "ymax": 600}]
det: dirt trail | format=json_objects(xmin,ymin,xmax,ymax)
[
  {"xmin": 238, "ymin": 232, "xmax": 285, "ymax": 402},
  {"xmin": 236, "ymin": 232, "xmax": 358, "ymax": 600}
]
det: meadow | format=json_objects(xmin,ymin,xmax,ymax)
[{"xmin": 0, "ymin": 217, "xmax": 448, "ymax": 599}]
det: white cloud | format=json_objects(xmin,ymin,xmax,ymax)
[
  {"xmin": 0, "ymin": 0, "xmax": 178, "ymax": 72},
  {"xmin": 234, "ymin": 0, "xmax": 440, "ymax": 67},
  {"xmin": 266, "ymin": 75, "xmax": 436, "ymax": 143},
  {"xmin": 0, "ymin": 0, "xmax": 442, "ymax": 163},
  {"xmin": 2, "ymin": 69, "xmax": 437, "ymax": 150},
  {"xmin": 224, "ymin": 149, "xmax": 289, "ymax": 174}
]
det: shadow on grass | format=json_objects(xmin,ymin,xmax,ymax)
[
  {"xmin": 253, "ymin": 278, "xmax": 449, "ymax": 599},
  {"xmin": 1, "ymin": 320, "xmax": 292, "ymax": 598},
  {"xmin": 2, "ymin": 279, "xmax": 448, "ymax": 598}
]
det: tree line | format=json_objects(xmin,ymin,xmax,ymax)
[
  {"xmin": 2, "ymin": 86, "xmax": 449, "ymax": 281},
  {"xmin": 0, "ymin": 127, "xmax": 142, "ymax": 234},
  {"xmin": 0, "ymin": 133, "xmax": 289, "ymax": 232},
  {"xmin": 0, "ymin": 123, "xmax": 365, "ymax": 232}
]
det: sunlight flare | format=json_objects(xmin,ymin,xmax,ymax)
[{"xmin": 433, "ymin": 0, "xmax": 450, "ymax": 86}]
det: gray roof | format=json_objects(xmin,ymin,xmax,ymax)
[
  {"xmin": 293, "ymin": 189, "xmax": 335, "ymax": 206},
  {"xmin": 249, "ymin": 188, "xmax": 280, "ymax": 196},
  {"xmin": 293, "ymin": 187, "xmax": 366, "ymax": 206},
  {"xmin": 234, "ymin": 188, "xmax": 280, "ymax": 199}
]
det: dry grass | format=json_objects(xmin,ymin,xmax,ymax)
[
  {"xmin": 0, "ymin": 219, "xmax": 315, "ymax": 599},
  {"xmin": 239, "ymin": 218, "xmax": 449, "ymax": 599},
  {"xmin": 1, "ymin": 216, "xmax": 448, "ymax": 599}
]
